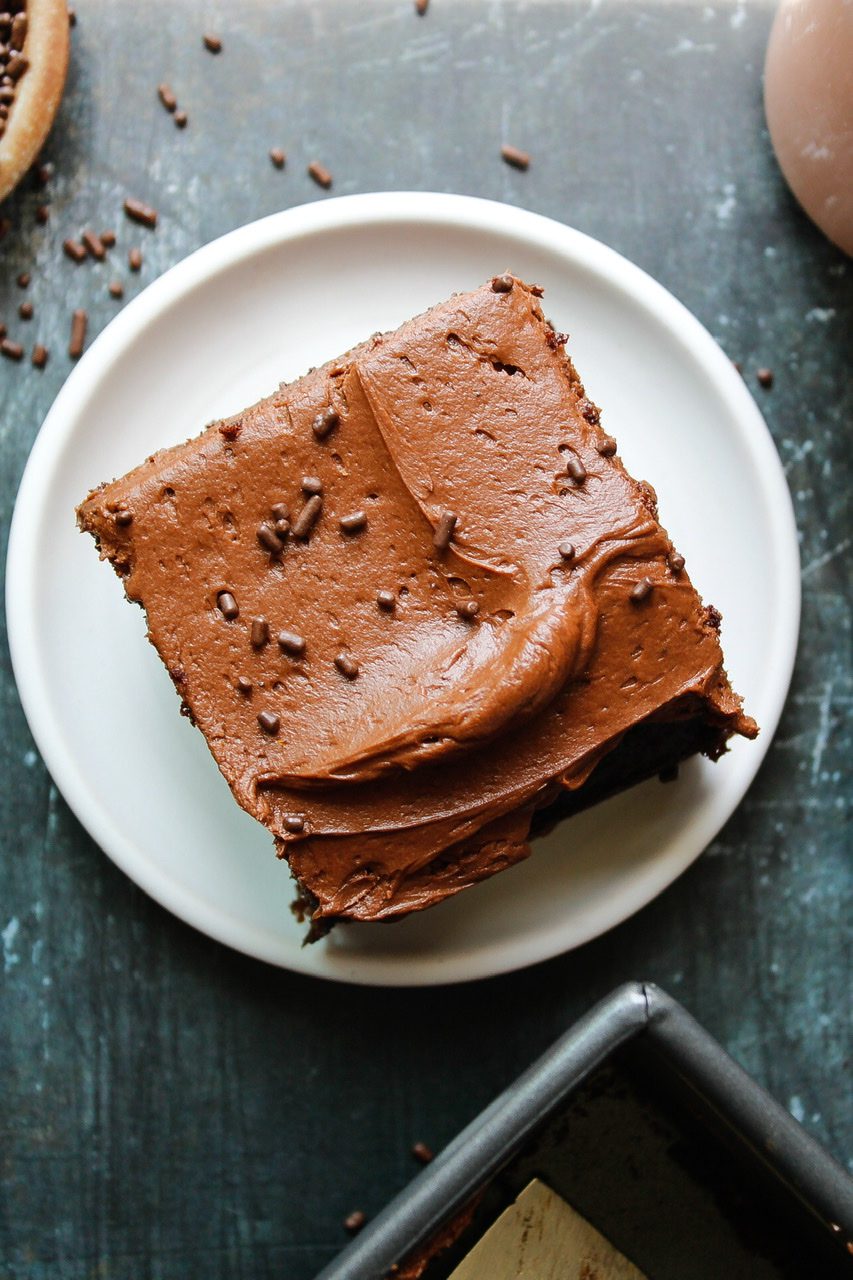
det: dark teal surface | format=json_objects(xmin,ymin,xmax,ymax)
[{"xmin": 1, "ymin": 2, "xmax": 850, "ymax": 1276}]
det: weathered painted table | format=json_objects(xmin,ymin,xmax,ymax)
[{"xmin": 1, "ymin": 2, "xmax": 849, "ymax": 1276}]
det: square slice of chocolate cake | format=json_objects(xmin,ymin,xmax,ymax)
[{"xmin": 78, "ymin": 276, "xmax": 756, "ymax": 935}]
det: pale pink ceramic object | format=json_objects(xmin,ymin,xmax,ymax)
[{"xmin": 764, "ymin": 0, "xmax": 853, "ymax": 256}]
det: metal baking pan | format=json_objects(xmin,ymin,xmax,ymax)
[{"xmin": 316, "ymin": 982, "xmax": 853, "ymax": 1279}]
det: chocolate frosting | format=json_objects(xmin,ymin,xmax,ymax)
[{"xmin": 78, "ymin": 278, "xmax": 756, "ymax": 927}]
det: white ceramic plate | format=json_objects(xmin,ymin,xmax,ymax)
[{"xmin": 7, "ymin": 194, "xmax": 799, "ymax": 986}]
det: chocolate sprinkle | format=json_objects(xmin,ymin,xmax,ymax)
[
  {"xmin": 412, "ymin": 1141, "xmax": 434, "ymax": 1164},
  {"xmin": 82, "ymin": 229, "xmax": 106, "ymax": 260},
  {"xmin": 334, "ymin": 653, "xmax": 360, "ymax": 680},
  {"xmin": 301, "ymin": 475, "xmax": 323, "ymax": 495},
  {"xmin": 339, "ymin": 510, "xmax": 367, "ymax": 534},
  {"xmin": 565, "ymin": 455, "xmax": 587, "ymax": 484},
  {"xmin": 1, "ymin": 338, "xmax": 23, "ymax": 361},
  {"xmin": 456, "ymin": 599, "xmax": 480, "ymax": 620},
  {"xmin": 270, "ymin": 147, "xmax": 286, "ymax": 169},
  {"xmin": 377, "ymin": 590, "xmax": 396, "ymax": 611},
  {"xmin": 257, "ymin": 522, "xmax": 285, "ymax": 554},
  {"xmin": 558, "ymin": 541, "xmax": 575, "ymax": 562},
  {"xmin": 344, "ymin": 1211, "xmax": 366, "ymax": 1234},
  {"xmin": 292, "ymin": 494, "xmax": 323, "ymax": 539},
  {"xmin": 217, "ymin": 591, "xmax": 239, "ymax": 620},
  {"xmin": 124, "ymin": 198, "xmax": 158, "ymax": 229},
  {"xmin": 35, "ymin": 205, "xmax": 49, "ymax": 225},
  {"xmin": 258, "ymin": 710, "xmax": 280, "ymax": 735},
  {"xmin": 31, "ymin": 344, "xmax": 48, "ymax": 369},
  {"xmin": 237, "ymin": 676, "xmax": 253, "ymax": 695},
  {"xmin": 63, "ymin": 238, "xmax": 87, "ymax": 263},
  {"xmin": 115, "ymin": 509, "xmax": 133, "ymax": 526},
  {"xmin": 101, "ymin": 230, "xmax": 117, "ymax": 248},
  {"xmin": 271, "ymin": 502, "xmax": 290, "ymax": 522},
  {"xmin": 278, "ymin": 630, "xmax": 306, "ymax": 656},
  {"xmin": 433, "ymin": 510, "xmax": 457, "ymax": 551},
  {"xmin": 597, "ymin": 435, "xmax": 617, "ymax": 457},
  {"xmin": 669, "ymin": 552, "xmax": 686, "ymax": 575},
  {"xmin": 108, "ymin": 280, "xmax": 124, "ymax": 299},
  {"xmin": 203, "ymin": 33, "xmax": 222, "ymax": 53},
  {"xmin": 274, "ymin": 518, "xmax": 291, "ymax": 537},
  {"xmin": 312, "ymin": 406, "xmax": 339, "ymax": 439},
  {"xmin": 308, "ymin": 160, "xmax": 333, "ymax": 189},
  {"xmin": 630, "ymin": 577, "xmax": 654, "ymax": 603},
  {"xmin": 284, "ymin": 815, "xmax": 305, "ymax": 834},
  {"xmin": 501, "ymin": 143, "xmax": 530, "ymax": 171},
  {"xmin": 250, "ymin": 618, "xmax": 270, "ymax": 648},
  {"xmin": 16, "ymin": 272, "xmax": 29, "ymax": 288},
  {"xmin": 18, "ymin": 300, "xmax": 32, "ymax": 320},
  {"xmin": 69, "ymin": 309, "xmax": 88, "ymax": 359},
  {"xmin": 757, "ymin": 367, "xmax": 774, "ymax": 389},
  {"xmin": 128, "ymin": 247, "xmax": 143, "ymax": 272},
  {"xmin": 491, "ymin": 274, "xmax": 514, "ymax": 293},
  {"xmin": 158, "ymin": 83, "xmax": 177, "ymax": 113},
  {"xmin": 174, "ymin": 110, "xmax": 188, "ymax": 129},
  {"xmin": 415, "ymin": 0, "xmax": 429, "ymax": 13}
]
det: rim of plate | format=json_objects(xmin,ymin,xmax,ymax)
[{"xmin": 6, "ymin": 193, "xmax": 801, "ymax": 986}]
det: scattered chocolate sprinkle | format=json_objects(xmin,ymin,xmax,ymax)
[
  {"xmin": 68, "ymin": 7, "xmax": 77, "ymax": 27},
  {"xmin": 271, "ymin": 502, "xmax": 289, "ymax": 522},
  {"xmin": 31, "ymin": 344, "xmax": 48, "ymax": 369},
  {"xmin": 7, "ymin": 53, "xmax": 29, "ymax": 81},
  {"xmin": 344, "ymin": 1211, "xmax": 366, "ymax": 1234},
  {"xmin": 377, "ymin": 589, "xmax": 396, "ymax": 611},
  {"xmin": 257, "ymin": 522, "xmax": 285, "ymax": 554},
  {"xmin": 274, "ymin": 518, "xmax": 290, "ymax": 537},
  {"xmin": 217, "ymin": 591, "xmax": 239, "ymax": 619},
  {"xmin": 100, "ymin": 230, "xmax": 116, "ymax": 248},
  {"xmin": 124, "ymin": 198, "xmax": 158, "ymax": 229},
  {"xmin": 292, "ymin": 494, "xmax": 323, "ymax": 539},
  {"xmin": 128, "ymin": 247, "xmax": 143, "ymax": 272},
  {"xmin": 258, "ymin": 710, "xmax": 280, "ymax": 735},
  {"xmin": 501, "ymin": 143, "xmax": 530, "ymax": 171},
  {"xmin": 68, "ymin": 309, "xmax": 87, "ymax": 359},
  {"xmin": 301, "ymin": 475, "xmax": 323, "ymax": 495},
  {"xmin": 82, "ymin": 229, "xmax": 106, "ymax": 260},
  {"xmin": 311, "ymin": 406, "xmax": 339, "ymax": 439},
  {"xmin": 412, "ymin": 1142, "xmax": 434, "ymax": 1164},
  {"xmin": 34, "ymin": 164, "xmax": 52, "ymax": 188},
  {"xmin": 158, "ymin": 83, "xmax": 177, "ymax": 113},
  {"xmin": 250, "ymin": 617, "xmax": 270, "ymax": 648},
  {"xmin": 237, "ymin": 676, "xmax": 253, "ymax": 694},
  {"xmin": 11, "ymin": 13, "xmax": 27, "ymax": 47},
  {"xmin": 284, "ymin": 815, "xmax": 305, "ymax": 834},
  {"xmin": 339, "ymin": 510, "xmax": 367, "ymax": 534},
  {"xmin": 278, "ymin": 630, "xmax": 306, "ymax": 656},
  {"xmin": 16, "ymin": 272, "xmax": 29, "ymax": 288},
  {"xmin": 457, "ymin": 600, "xmax": 480, "ymax": 620},
  {"xmin": 630, "ymin": 577, "xmax": 653, "ymax": 603},
  {"xmin": 433, "ymin": 510, "xmax": 457, "ymax": 551},
  {"xmin": 203, "ymin": 33, "xmax": 222, "ymax": 53},
  {"xmin": 115, "ymin": 509, "xmax": 133, "ymax": 526},
  {"xmin": 218, "ymin": 420, "xmax": 241, "ymax": 440},
  {"xmin": 564, "ymin": 455, "xmax": 587, "ymax": 484},
  {"xmin": 579, "ymin": 399, "xmax": 600, "ymax": 425},
  {"xmin": 558, "ymin": 541, "xmax": 575, "ymax": 562},
  {"xmin": 108, "ymin": 280, "xmax": 124, "ymax": 299},
  {"xmin": 35, "ymin": 205, "xmax": 49, "ymax": 225},
  {"xmin": 597, "ymin": 435, "xmax": 617, "ymax": 456},
  {"xmin": 1, "ymin": 338, "xmax": 23, "ymax": 361},
  {"xmin": 756, "ymin": 367, "xmax": 774, "ymax": 389},
  {"xmin": 491, "ymin": 274, "xmax": 514, "ymax": 293},
  {"xmin": 63, "ymin": 238, "xmax": 87, "ymax": 263},
  {"xmin": 668, "ymin": 552, "xmax": 685, "ymax": 575},
  {"xmin": 308, "ymin": 160, "xmax": 333, "ymax": 189},
  {"xmin": 18, "ymin": 300, "xmax": 32, "ymax": 320},
  {"xmin": 270, "ymin": 147, "xmax": 286, "ymax": 169},
  {"xmin": 334, "ymin": 653, "xmax": 360, "ymax": 680},
  {"xmin": 174, "ymin": 110, "xmax": 188, "ymax": 129},
  {"xmin": 415, "ymin": 0, "xmax": 429, "ymax": 13}
]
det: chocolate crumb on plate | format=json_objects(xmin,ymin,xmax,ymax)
[
  {"xmin": 1, "ymin": 338, "xmax": 23, "ymax": 361},
  {"xmin": 756, "ymin": 367, "xmax": 774, "ymax": 389},
  {"xmin": 68, "ymin": 309, "xmax": 87, "ymax": 359},
  {"xmin": 216, "ymin": 591, "xmax": 239, "ymax": 620},
  {"xmin": 258, "ymin": 710, "xmax": 280, "ymax": 735},
  {"xmin": 412, "ymin": 1141, "xmax": 434, "ymax": 1164},
  {"xmin": 270, "ymin": 147, "xmax": 286, "ymax": 169},
  {"xmin": 124, "ymin": 198, "xmax": 158, "ymax": 229},
  {"xmin": 433, "ymin": 509, "xmax": 457, "ymax": 551},
  {"xmin": 157, "ymin": 83, "xmax": 177, "ymax": 113},
  {"xmin": 203, "ymin": 33, "xmax": 222, "ymax": 53},
  {"xmin": 307, "ymin": 160, "xmax": 333, "ymax": 189},
  {"xmin": 31, "ymin": 344, "xmax": 48, "ymax": 369},
  {"xmin": 128, "ymin": 247, "xmax": 143, "ymax": 271},
  {"xmin": 344, "ymin": 1210, "xmax": 366, "ymax": 1234},
  {"xmin": 501, "ymin": 143, "xmax": 530, "ymax": 170}
]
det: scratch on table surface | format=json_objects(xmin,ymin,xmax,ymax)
[
  {"xmin": 810, "ymin": 682, "xmax": 834, "ymax": 787},
  {"xmin": 2, "ymin": 916, "xmax": 20, "ymax": 970},
  {"xmin": 801, "ymin": 538, "xmax": 850, "ymax": 578}
]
